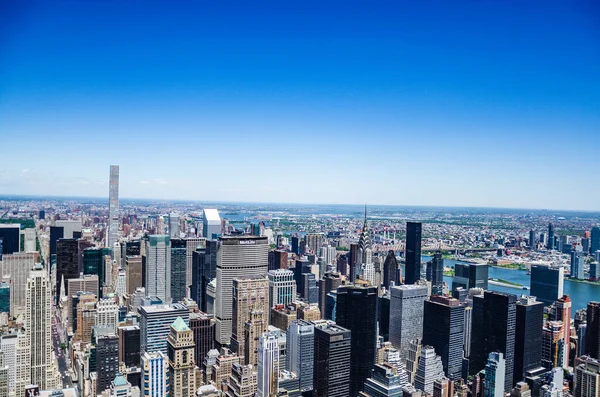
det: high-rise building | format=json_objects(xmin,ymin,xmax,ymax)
[
  {"xmin": 0, "ymin": 331, "xmax": 30, "ymax": 397},
  {"xmin": 383, "ymin": 250, "xmax": 401, "ymax": 290},
  {"xmin": 125, "ymin": 255, "xmax": 143, "ymax": 295},
  {"xmin": 97, "ymin": 296, "xmax": 119, "ymax": 332},
  {"xmin": 592, "ymin": 227, "xmax": 600, "ymax": 256},
  {"xmin": 117, "ymin": 325, "xmax": 140, "ymax": 368},
  {"xmin": 167, "ymin": 317, "xmax": 196, "ymax": 397},
  {"xmin": 362, "ymin": 363, "xmax": 406, "ymax": 397},
  {"xmin": 452, "ymin": 263, "xmax": 488, "ymax": 291},
  {"xmin": 140, "ymin": 303, "xmax": 190, "ymax": 356},
  {"xmin": 586, "ymin": 302, "xmax": 600, "ymax": 359},
  {"xmin": 0, "ymin": 224, "xmax": 20, "ymax": 255},
  {"xmin": 513, "ymin": 296, "xmax": 544, "ymax": 382},
  {"xmin": 146, "ymin": 235, "xmax": 172, "ymax": 303},
  {"xmin": 226, "ymin": 363, "xmax": 257, "ymax": 397},
  {"xmin": 389, "ymin": 284, "xmax": 427, "ymax": 360},
  {"xmin": 349, "ymin": 243, "xmax": 359, "ymax": 281},
  {"xmin": 202, "ymin": 209, "xmax": 221, "ymax": 239},
  {"xmin": 26, "ymin": 265, "xmax": 56, "ymax": 390},
  {"xmin": 547, "ymin": 223, "xmax": 555, "ymax": 250},
  {"xmin": 571, "ymin": 251, "xmax": 585, "ymax": 279},
  {"xmin": 215, "ymin": 236, "xmax": 268, "ymax": 346},
  {"xmin": 169, "ymin": 213, "xmax": 180, "ymax": 238},
  {"xmin": 304, "ymin": 233, "xmax": 325, "ymax": 256},
  {"xmin": 313, "ymin": 321, "xmax": 351, "ymax": 397},
  {"xmin": 268, "ymin": 250, "xmax": 288, "ymax": 271},
  {"xmin": 108, "ymin": 165, "xmax": 119, "ymax": 248},
  {"xmin": 414, "ymin": 346, "xmax": 445, "ymax": 396},
  {"xmin": 530, "ymin": 265, "xmax": 564, "ymax": 306},
  {"xmin": 542, "ymin": 320, "xmax": 564, "ymax": 369},
  {"xmin": 470, "ymin": 291, "xmax": 516, "ymax": 393},
  {"xmin": 230, "ymin": 276, "xmax": 269, "ymax": 362},
  {"xmin": 94, "ymin": 325, "xmax": 120, "ymax": 395},
  {"xmin": 142, "ymin": 352, "xmax": 169, "ymax": 397},
  {"xmin": 191, "ymin": 239, "xmax": 218, "ymax": 313},
  {"xmin": 49, "ymin": 226, "xmax": 64, "ymax": 256},
  {"xmin": 256, "ymin": 331, "xmax": 280, "ymax": 397},
  {"xmin": 268, "ymin": 269, "xmax": 296, "ymax": 308},
  {"xmin": 529, "ymin": 230, "xmax": 536, "ymax": 250},
  {"xmin": 287, "ymin": 320, "xmax": 314, "ymax": 393},
  {"xmin": 404, "ymin": 222, "xmax": 422, "ymax": 285},
  {"xmin": 56, "ymin": 219, "xmax": 83, "ymax": 239},
  {"xmin": 552, "ymin": 295, "xmax": 572, "ymax": 367},
  {"xmin": 319, "ymin": 271, "xmax": 342, "ymax": 317},
  {"xmin": 484, "ymin": 352, "xmax": 506, "ymax": 397},
  {"xmin": 170, "ymin": 238, "xmax": 187, "ymax": 302},
  {"xmin": 336, "ymin": 284, "xmax": 378, "ymax": 397},
  {"xmin": 57, "ymin": 238, "xmax": 79, "ymax": 299},
  {"xmin": 185, "ymin": 237, "xmax": 205, "ymax": 292},
  {"xmin": 426, "ymin": 252, "xmax": 444, "ymax": 293},
  {"xmin": 0, "ymin": 283, "xmax": 8, "ymax": 314},
  {"xmin": 189, "ymin": 311, "xmax": 215, "ymax": 367},
  {"xmin": 0, "ymin": 252, "xmax": 35, "ymax": 315},
  {"xmin": 422, "ymin": 296, "xmax": 465, "ymax": 381},
  {"xmin": 574, "ymin": 355, "xmax": 600, "ymax": 397},
  {"xmin": 0, "ymin": 351, "xmax": 8, "ymax": 397}
]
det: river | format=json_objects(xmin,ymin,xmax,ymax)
[{"xmin": 420, "ymin": 256, "xmax": 599, "ymax": 313}]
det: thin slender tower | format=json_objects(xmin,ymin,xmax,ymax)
[{"xmin": 108, "ymin": 165, "xmax": 119, "ymax": 247}]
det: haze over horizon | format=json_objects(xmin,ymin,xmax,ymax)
[{"xmin": 1, "ymin": 1, "xmax": 599, "ymax": 210}]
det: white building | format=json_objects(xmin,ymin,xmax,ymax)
[
  {"xmin": 56, "ymin": 219, "xmax": 83, "ymax": 239},
  {"xmin": 268, "ymin": 269, "xmax": 296, "ymax": 308},
  {"xmin": 169, "ymin": 213, "xmax": 180, "ymax": 238},
  {"xmin": 414, "ymin": 346, "xmax": 444, "ymax": 396},
  {"xmin": 26, "ymin": 266, "xmax": 56, "ymax": 390},
  {"xmin": 145, "ymin": 235, "xmax": 171, "ymax": 303},
  {"xmin": 142, "ymin": 352, "xmax": 168, "ymax": 397},
  {"xmin": 484, "ymin": 352, "xmax": 506, "ymax": 397},
  {"xmin": 256, "ymin": 332, "xmax": 280, "ymax": 397},
  {"xmin": 286, "ymin": 320, "xmax": 314, "ymax": 393},
  {"xmin": 202, "ymin": 209, "xmax": 221, "ymax": 239},
  {"xmin": 97, "ymin": 296, "xmax": 120, "ymax": 333},
  {"xmin": 0, "ymin": 331, "xmax": 30, "ymax": 396},
  {"xmin": 0, "ymin": 252, "xmax": 36, "ymax": 315},
  {"xmin": 23, "ymin": 228, "xmax": 36, "ymax": 252}
]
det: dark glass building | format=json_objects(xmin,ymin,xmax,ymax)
[
  {"xmin": 293, "ymin": 259, "xmax": 311, "ymax": 295},
  {"xmin": 170, "ymin": 238, "xmax": 187, "ymax": 303},
  {"xmin": 470, "ymin": 291, "xmax": 517, "ymax": 392},
  {"xmin": 57, "ymin": 238, "xmax": 79, "ymax": 299},
  {"xmin": 118, "ymin": 325, "xmax": 140, "ymax": 368},
  {"xmin": 0, "ymin": 282, "xmax": 9, "ymax": 313},
  {"xmin": 319, "ymin": 271, "xmax": 342, "ymax": 316},
  {"xmin": 377, "ymin": 294, "xmax": 390, "ymax": 341},
  {"xmin": 302, "ymin": 273, "xmax": 318, "ymax": 304},
  {"xmin": 452, "ymin": 263, "xmax": 488, "ymax": 291},
  {"xmin": 83, "ymin": 247, "xmax": 105, "ymax": 287},
  {"xmin": 426, "ymin": 251, "xmax": 444, "ymax": 291},
  {"xmin": 94, "ymin": 327, "xmax": 119, "ymax": 395},
  {"xmin": 268, "ymin": 250, "xmax": 288, "ymax": 271},
  {"xmin": 191, "ymin": 239, "xmax": 218, "ymax": 313},
  {"xmin": 313, "ymin": 322, "xmax": 351, "ymax": 397},
  {"xmin": 49, "ymin": 226, "xmax": 64, "ymax": 256},
  {"xmin": 530, "ymin": 265, "xmax": 563, "ymax": 306},
  {"xmin": 348, "ymin": 243, "xmax": 359, "ymax": 281},
  {"xmin": 513, "ymin": 296, "xmax": 544, "ymax": 383},
  {"xmin": 422, "ymin": 295, "xmax": 464, "ymax": 381},
  {"xmin": 586, "ymin": 301, "xmax": 600, "ymax": 359},
  {"xmin": 547, "ymin": 223, "xmax": 555, "ymax": 250},
  {"xmin": 405, "ymin": 222, "xmax": 422, "ymax": 285},
  {"xmin": 291, "ymin": 235, "xmax": 300, "ymax": 255},
  {"xmin": 383, "ymin": 250, "xmax": 400, "ymax": 289},
  {"xmin": 190, "ymin": 311, "xmax": 215, "ymax": 365},
  {"xmin": 336, "ymin": 284, "xmax": 378, "ymax": 397},
  {"xmin": 0, "ymin": 224, "xmax": 20, "ymax": 255},
  {"xmin": 124, "ymin": 240, "xmax": 141, "ymax": 256},
  {"xmin": 591, "ymin": 226, "xmax": 600, "ymax": 255}
]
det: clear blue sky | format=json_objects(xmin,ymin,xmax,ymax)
[{"xmin": 1, "ymin": 1, "xmax": 599, "ymax": 210}]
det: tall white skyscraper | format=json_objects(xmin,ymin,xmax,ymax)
[
  {"xmin": 146, "ymin": 235, "xmax": 171, "ymax": 303},
  {"xmin": 142, "ymin": 352, "xmax": 168, "ymax": 397},
  {"xmin": 414, "ymin": 346, "xmax": 445, "ymax": 396},
  {"xmin": 257, "ymin": 331, "xmax": 280, "ymax": 397},
  {"xmin": 268, "ymin": 269, "xmax": 296, "ymax": 308},
  {"xmin": 97, "ymin": 296, "xmax": 120, "ymax": 333},
  {"xmin": 26, "ymin": 265, "xmax": 56, "ymax": 390},
  {"xmin": 0, "ymin": 252, "xmax": 35, "ymax": 316},
  {"xmin": 215, "ymin": 236, "xmax": 268, "ymax": 346},
  {"xmin": 0, "ymin": 332, "xmax": 29, "ymax": 396},
  {"xmin": 169, "ymin": 213, "xmax": 180, "ymax": 238},
  {"xmin": 0, "ymin": 351, "xmax": 8, "ymax": 397},
  {"xmin": 108, "ymin": 165, "xmax": 119, "ymax": 248},
  {"xmin": 202, "ymin": 209, "xmax": 221, "ymax": 239}
]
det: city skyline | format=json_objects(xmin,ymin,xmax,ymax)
[{"xmin": 1, "ymin": 2, "xmax": 599, "ymax": 210}]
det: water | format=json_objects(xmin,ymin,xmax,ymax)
[{"xmin": 421, "ymin": 256, "xmax": 599, "ymax": 312}]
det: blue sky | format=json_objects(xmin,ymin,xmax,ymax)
[{"xmin": 1, "ymin": 1, "xmax": 599, "ymax": 210}]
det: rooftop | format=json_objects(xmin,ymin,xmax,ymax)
[{"xmin": 171, "ymin": 316, "xmax": 190, "ymax": 332}]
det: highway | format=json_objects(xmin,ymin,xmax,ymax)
[{"xmin": 52, "ymin": 305, "xmax": 73, "ymax": 389}]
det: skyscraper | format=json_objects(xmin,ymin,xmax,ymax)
[
  {"xmin": 414, "ymin": 346, "xmax": 445, "ymax": 395},
  {"xmin": 426, "ymin": 252, "xmax": 444, "ymax": 293},
  {"xmin": 336, "ymin": 284, "xmax": 378, "ymax": 397},
  {"xmin": 471, "ymin": 291, "xmax": 516, "ymax": 392},
  {"xmin": 185, "ymin": 237, "xmax": 206, "ymax": 292},
  {"xmin": 592, "ymin": 227, "xmax": 600, "ymax": 255},
  {"xmin": 56, "ymin": 238, "xmax": 79, "ymax": 299},
  {"xmin": 0, "ymin": 224, "xmax": 19, "ymax": 255},
  {"xmin": 268, "ymin": 269, "xmax": 296, "ymax": 308},
  {"xmin": 94, "ymin": 326, "xmax": 119, "ymax": 395},
  {"xmin": 146, "ymin": 235, "xmax": 171, "ymax": 303},
  {"xmin": 256, "ymin": 331, "xmax": 280, "ymax": 397},
  {"xmin": 191, "ymin": 239, "xmax": 218, "ymax": 313},
  {"xmin": 169, "ymin": 213, "xmax": 180, "ymax": 238},
  {"xmin": 586, "ymin": 302, "xmax": 600, "ymax": 359},
  {"xmin": 319, "ymin": 271, "xmax": 342, "ymax": 317},
  {"xmin": 552, "ymin": 295, "xmax": 572, "ymax": 367},
  {"xmin": 170, "ymin": 238, "xmax": 187, "ymax": 302},
  {"xmin": 547, "ymin": 223, "xmax": 555, "ymax": 250},
  {"xmin": 189, "ymin": 311, "xmax": 215, "ymax": 367},
  {"xmin": 215, "ymin": 236, "xmax": 269, "ymax": 346},
  {"xmin": 513, "ymin": 296, "xmax": 544, "ymax": 382},
  {"xmin": 125, "ymin": 255, "xmax": 143, "ymax": 295},
  {"xmin": 202, "ymin": 209, "xmax": 221, "ymax": 239},
  {"xmin": 571, "ymin": 251, "xmax": 585, "ymax": 279},
  {"xmin": 230, "ymin": 275, "xmax": 269, "ymax": 362},
  {"xmin": 287, "ymin": 320, "xmax": 314, "ymax": 393},
  {"xmin": 483, "ymin": 352, "xmax": 506, "ymax": 397},
  {"xmin": 140, "ymin": 303, "xmax": 190, "ymax": 356},
  {"xmin": 118, "ymin": 325, "xmax": 140, "ymax": 368},
  {"xmin": 404, "ymin": 222, "xmax": 422, "ymax": 285},
  {"xmin": 26, "ymin": 265, "xmax": 56, "ymax": 390},
  {"xmin": 167, "ymin": 317, "xmax": 196, "ymax": 397},
  {"xmin": 108, "ymin": 165, "xmax": 119, "ymax": 248},
  {"xmin": 530, "ymin": 265, "xmax": 564, "ymax": 306},
  {"xmin": 452, "ymin": 263, "xmax": 488, "ymax": 291},
  {"xmin": 142, "ymin": 352, "xmax": 169, "ymax": 397},
  {"xmin": 362, "ymin": 363, "xmax": 407, "ymax": 397},
  {"xmin": 574, "ymin": 355, "xmax": 600, "ymax": 397},
  {"xmin": 0, "ymin": 252, "xmax": 35, "ymax": 315},
  {"xmin": 313, "ymin": 322, "xmax": 351, "ymax": 397},
  {"xmin": 383, "ymin": 250, "xmax": 400, "ymax": 290},
  {"xmin": 389, "ymin": 284, "xmax": 427, "ymax": 360},
  {"xmin": 422, "ymin": 296, "xmax": 465, "ymax": 381}
]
